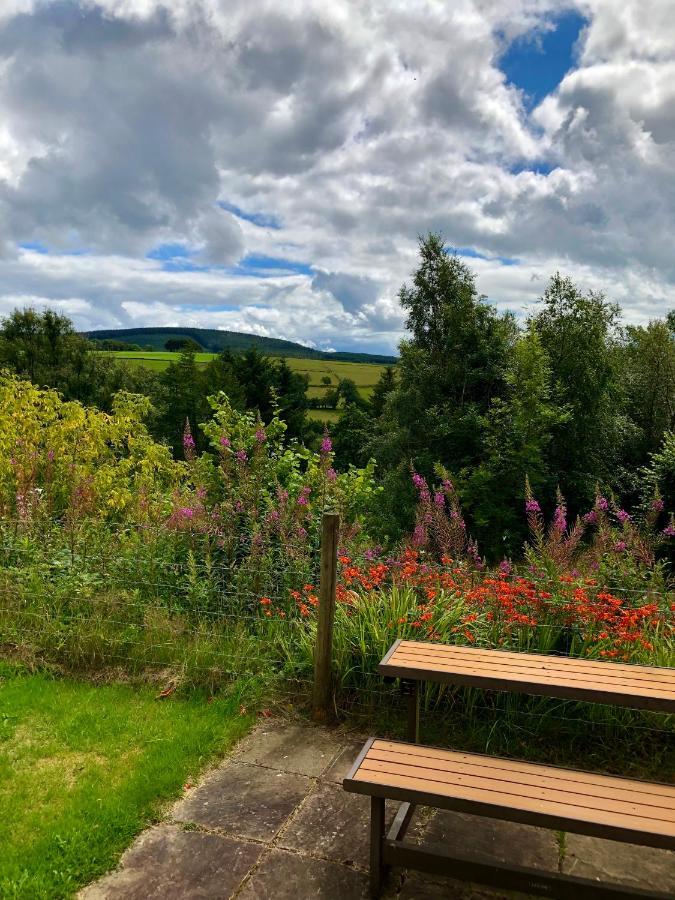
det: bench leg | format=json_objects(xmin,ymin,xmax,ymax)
[
  {"xmin": 370, "ymin": 796, "xmax": 386, "ymax": 897},
  {"xmin": 404, "ymin": 680, "xmax": 420, "ymax": 743}
]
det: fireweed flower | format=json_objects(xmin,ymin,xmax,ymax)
[
  {"xmin": 412, "ymin": 473, "xmax": 426, "ymax": 490},
  {"xmin": 553, "ymin": 505, "xmax": 567, "ymax": 532},
  {"xmin": 434, "ymin": 492, "xmax": 445, "ymax": 506},
  {"xmin": 320, "ymin": 435, "xmax": 332, "ymax": 454},
  {"xmin": 235, "ymin": 449, "xmax": 248, "ymax": 463},
  {"xmin": 616, "ymin": 509, "xmax": 631, "ymax": 525},
  {"xmin": 412, "ymin": 524, "xmax": 426, "ymax": 546},
  {"xmin": 651, "ymin": 498, "xmax": 665, "ymax": 512},
  {"xmin": 663, "ymin": 524, "xmax": 675, "ymax": 538},
  {"xmin": 219, "ymin": 435, "xmax": 231, "ymax": 448},
  {"xmin": 179, "ymin": 507, "xmax": 194, "ymax": 518},
  {"xmin": 499, "ymin": 559, "xmax": 512, "ymax": 576},
  {"xmin": 614, "ymin": 541, "xmax": 627, "ymax": 552},
  {"xmin": 583, "ymin": 510, "xmax": 598, "ymax": 524},
  {"xmin": 326, "ymin": 467, "xmax": 337, "ymax": 482},
  {"xmin": 255, "ymin": 428, "xmax": 266, "ymax": 443},
  {"xmin": 525, "ymin": 498, "xmax": 541, "ymax": 514},
  {"xmin": 597, "ymin": 496, "xmax": 609, "ymax": 511}
]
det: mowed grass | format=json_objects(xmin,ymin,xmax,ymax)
[{"xmin": 0, "ymin": 663, "xmax": 255, "ymax": 899}]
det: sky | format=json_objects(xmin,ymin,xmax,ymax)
[{"xmin": 0, "ymin": 1, "xmax": 674, "ymax": 354}]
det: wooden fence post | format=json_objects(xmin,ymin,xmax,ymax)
[{"xmin": 312, "ymin": 511, "xmax": 340, "ymax": 722}]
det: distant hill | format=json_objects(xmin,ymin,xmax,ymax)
[{"xmin": 84, "ymin": 327, "xmax": 397, "ymax": 365}]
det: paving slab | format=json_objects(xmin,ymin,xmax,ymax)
[
  {"xmin": 414, "ymin": 810, "xmax": 560, "ymax": 872},
  {"xmin": 237, "ymin": 848, "xmax": 370, "ymax": 899},
  {"xmin": 561, "ymin": 833, "xmax": 675, "ymax": 894},
  {"xmin": 173, "ymin": 761, "xmax": 311, "ymax": 841},
  {"xmin": 234, "ymin": 723, "xmax": 344, "ymax": 777},
  {"xmin": 279, "ymin": 781, "xmax": 397, "ymax": 869},
  {"xmin": 322, "ymin": 740, "xmax": 366, "ymax": 783},
  {"xmin": 80, "ymin": 824, "xmax": 262, "ymax": 900},
  {"xmin": 391, "ymin": 871, "xmax": 516, "ymax": 900}
]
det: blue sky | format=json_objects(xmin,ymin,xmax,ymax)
[{"xmin": 1, "ymin": 1, "xmax": 673, "ymax": 353}]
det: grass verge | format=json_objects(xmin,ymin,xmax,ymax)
[{"xmin": 0, "ymin": 662, "xmax": 256, "ymax": 899}]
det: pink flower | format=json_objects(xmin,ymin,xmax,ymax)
[
  {"xmin": 597, "ymin": 496, "xmax": 609, "ymax": 511},
  {"xmin": 651, "ymin": 498, "xmax": 664, "ymax": 512},
  {"xmin": 255, "ymin": 428, "xmax": 266, "ymax": 443},
  {"xmin": 663, "ymin": 524, "xmax": 675, "ymax": 538},
  {"xmin": 179, "ymin": 507, "xmax": 194, "ymax": 518},
  {"xmin": 499, "ymin": 559, "xmax": 512, "ymax": 576},
  {"xmin": 326, "ymin": 467, "xmax": 337, "ymax": 482},
  {"xmin": 433, "ymin": 492, "xmax": 444, "ymax": 506},
  {"xmin": 525, "ymin": 498, "xmax": 541, "ymax": 514},
  {"xmin": 321, "ymin": 435, "xmax": 332, "ymax": 454},
  {"xmin": 219, "ymin": 435, "xmax": 231, "ymax": 448},
  {"xmin": 614, "ymin": 540, "xmax": 627, "ymax": 552},
  {"xmin": 615, "ymin": 509, "xmax": 631, "ymax": 525},
  {"xmin": 583, "ymin": 510, "xmax": 598, "ymax": 524},
  {"xmin": 235, "ymin": 449, "xmax": 248, "ymax": 463}
]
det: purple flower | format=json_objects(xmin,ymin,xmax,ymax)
[
  {"xmin": 183, "ymin": 433, "xmax": 195, "ymax": 450},
  {"xmin": 597, "ymin": 496, "xmax": 609, "ymax": 511},
  {"xmin": 583, "ymin": 510, "xmax": 598, "ymax": 524},
  {"xmin": 412, "ymin": 524, "xmax": 426, "ymax": 546},
  {"xmin": 651, "ymin": 498, "xmax": 665, "ymax": 512},
  {"xmin": 297, "ymin": 494, "xmax": 309, "ymax": 506},
  {"xmin": 442, "ymin": 478, "xmax": 453, "ymax": 492},
  {"xmin": 179, "ymin": 507, "xmax": 194, "ymax": 518},
  {"xmin": 234, "ymin": 500, "xmax": 243, "ymax": 513},
  {"xmin": 433, "ymin": 492, "xmax": 445, "ymax": 507},
  {"xmin": 47, "ymin": 449, "xmax": 55, "ymax": 462},
  {"xmin": 616, "ymin": 509, "xmax": 631, "ymax": 525},
  {"xmin": 553, "ymin": 506, "xmax": 567, "ymax": 532},
  {"xmin": 614, "ymin": 541, "xmax": 627, "ymax": 552},
  {"xmin": 235, "ymin": 449, "xmax": 248, "ymax": 463},
  {"xmin": 326, "ymin": 467, "xmax": 337, "ymax": 482},
  {"xmin": 297, "ymin": 526, "xmax": 308, "ymax": 539},
  {"xmin": 412, "ymin": 473, "xmax": 426, "ymax": 490},
  {"xmin": 663, "ymin": 524, "xmax": 675, "ymax": 538},
  {"xmin": 525, "ymin": 498, "xmax": 541, "ymax": 514},
  {"xmin": 321, "ymin": 435, "xmax": 332, "ymax": 454},
  {"xmin": 499, "ymin": 559, "xmax": 512, "ymax": 576},
  {"xmin": 255, "ymin": 428, "xmax": 266, "ymax": 443},
  {"xmin": 219, "ymin": 435, "xmax": 231, "ymax": 448}
]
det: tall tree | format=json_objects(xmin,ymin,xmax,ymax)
[
  {"xmin": 370, "ymin": 366, "xmax": 397, "ymax": 418},
  {"xmin": 372, "ymin": 233, "xmax": 514, "ymax": 535},
  {"xmin": 530, "ymin": 273, "xmax": 624, "ymax": 511}
]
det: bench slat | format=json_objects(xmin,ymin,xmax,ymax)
[
  {"xmin": 378, "ymin": 641, "xmax": 675, "ymax": 711},
  {"xmin": 345, "ymin": 740, "xmax": 675, "ymax": 850}
]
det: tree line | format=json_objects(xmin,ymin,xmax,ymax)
[{"xmin": 1, "ymin": 233, "xmax": 673, "ymax": 560}]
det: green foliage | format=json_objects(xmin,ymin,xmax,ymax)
[{"xmin": 530, "ymin": 273, "xmax": 625, "ymax": 510}]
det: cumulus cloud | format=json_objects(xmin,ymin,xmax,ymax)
[{"xmin": 0, "ymin": 0, "xmax": 673, "ymax": 352}]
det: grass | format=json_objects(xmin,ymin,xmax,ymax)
[
  {"xmin": 0, "ymin": 662, "xmax": 256, "ymax": 899},
  {"xmin": 105, "ymin": 350, "xmax": 384, "ymax": 400}
]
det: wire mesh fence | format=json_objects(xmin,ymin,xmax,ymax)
[{"xmin": 1, "ymin": 513, "xmax": 673, "ymax": 774}]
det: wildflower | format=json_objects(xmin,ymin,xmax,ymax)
[
  {"xmin": 663, "ymin": 524, "xmax": 675, "ymax": 538},
  {"xmin": 499, "ymin": 559, "xmax": 512, "ymax": 576},
  {"xmin": 553, "ymin": 505, "xmax": 567, "ymax": 532},
  {"xmin": 219, "ymin": 435, "xmax": 231, "ymax": 448},
  {"xmin": 320, "ymin": 434, "xmax": 332, "ymax": 454},
  {"xmin": 615, "ymin": 509, "xmax": 631, "ymax": 525},
  {"xmin": 255, "ymin": 428, "xmax": 266, "ymax": 443},
  {"xmin": 412, "ymin": 524, "xmax": 426, "ymax": 546},
  {"xmin": 326, "ymin": 467, "xmax": 337, "ymax": 482},
  {"xmin": 525, "ymin": 498, "xmax": 541, "ymax": 514},
  {"xmin": 442, "ymin": 478, "xmax": 453, "ymax": 492},
  {"xmin": 259, "ymin": 597, "xmax": 272, "ymax": 606},
  {"xmin": 583, "ymin": 510, "xmax": 598, "ymax": 524},
  {"xmin": 597, "ymin": 496, "xmax": 609, "ymax": 511},
  {"xmin": 433, "ymin": 492, "xmax": 445, "ymax": 506},
  {"xmin": 179, "ymin": 507, "xmax": 194, "ymax": 518},
  {"xmin": 614, "ymin": 541, "xmax": 627, "ymax": 552},
  {"xmin": 651, "ymin": 498, "xmax": 665, "ymax": 512},
  {"xmin": 235, "ymin": 449, "xmax": 248, "ymax": 463}
]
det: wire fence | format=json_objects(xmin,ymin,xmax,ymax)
[{"xmin": 1, "ymin": 513, "xmax": 673, "ymax": 773}]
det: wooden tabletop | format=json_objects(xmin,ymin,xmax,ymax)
[
  {"xmin": 378, "ymin": 640, "xmax": 675, "ymax": 712},
  {"xmin": 345, "ymin": 738, "xmax": 675, "ymax": 850}
]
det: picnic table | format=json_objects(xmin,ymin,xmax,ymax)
[{"xmin": 345, "ymin": 639, "xmax": 675, "ymax": 898}]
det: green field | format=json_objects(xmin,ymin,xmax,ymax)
[{"xmin": 106, "ymin": 351, "xmax": 386, "ymax": 404}]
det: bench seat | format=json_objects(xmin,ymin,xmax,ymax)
[{"xmin": 345, "ymin": 738, "xmax": 675, "ymax": 897}]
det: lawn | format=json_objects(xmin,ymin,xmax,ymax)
[{"xmin": 0, "ymin": 663, "xmax": 255, "ymax": 899}]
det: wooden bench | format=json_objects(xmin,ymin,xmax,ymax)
[
  {"xmin": 345, "ymin": 738, "xmax": 675, "ymax": 898},
  {"xmin": 345, "ymin": 641, "xmax": 675, "ymax": 897}
]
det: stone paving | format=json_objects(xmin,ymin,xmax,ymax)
[{"xmin": 81, "ymin": 719, "xmax": 675, "ymax": 899}]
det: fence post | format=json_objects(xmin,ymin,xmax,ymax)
[{"xmin": 312, "ymin": 511, "xmax": 340, "ymax": 722}]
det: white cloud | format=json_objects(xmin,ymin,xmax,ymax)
[{"xmin": 0, "ymin": 0, "xmax": 673, "ymax": 352}]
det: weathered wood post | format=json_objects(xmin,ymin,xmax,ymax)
[{"xmin": 312, "ymin": 511, "xmax": 340, "ymax": 722}]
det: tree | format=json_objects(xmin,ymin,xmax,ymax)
[
  {"xmin": 331, "ymin": 404, "xmax": 374, "ymax": 470},
  {"xmin": 530, "ymin": 273, "xmax": 624, "ymax": 512},
  {"xmin": 165, "ymin": 338, "xmax": 202, "ymax": 352},
  {"xmin": 460, "ymin": 329, "xmax": 567, "ymax": 556},
  {"xmin": 370, "ymin": 366, "xmax": 397, "ymax": 418},
  {"xmin": 337, "ymin": 378, "xmax": 367, "ymax": 410},
  {"xmin": 371, "ymin": 234, "xmax": 514, "ymax": 536}
]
